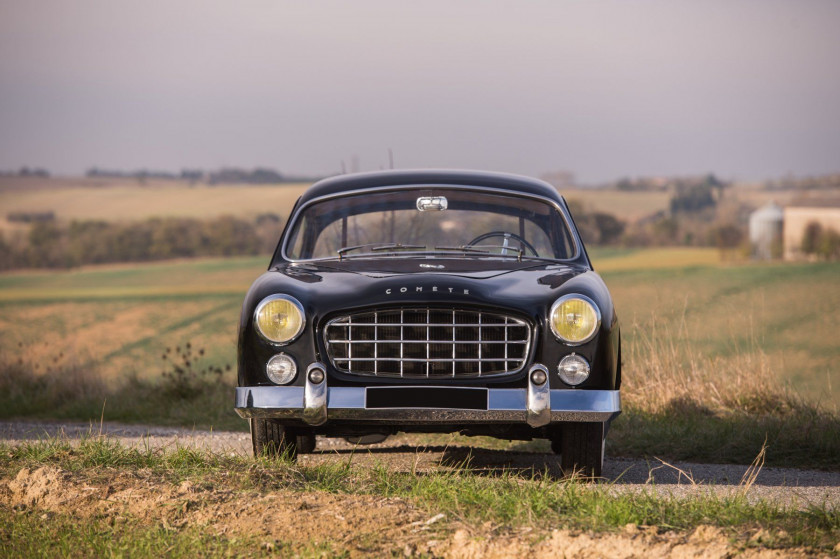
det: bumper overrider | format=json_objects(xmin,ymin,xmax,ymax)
[{"xmin": 235, "ymin": 363, "xmax": 621, "ymax": 427}]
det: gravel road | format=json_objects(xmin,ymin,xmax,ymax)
[{"xmin": 2, "ymin": 420, "xmax": 837, "ymax": 509}]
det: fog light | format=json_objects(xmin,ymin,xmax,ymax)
[
  {"xmin": 266, "ymin": 353, "xmax": 297, "ymax": 385},
  {"xmin": 557, "ymin": 353, "xmax": 590, "ymax": 386},
  {"xmin": 308, "ymin": 367, "xmax": 325, "ymax": 384},
  {"xmin": 530, "ymin": 368, "xmax": 547, "ymax": 386}
]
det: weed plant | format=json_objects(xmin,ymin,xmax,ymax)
[{"xmin": 0, "ymin": 342, "xmax": 240, "ymax": 430}]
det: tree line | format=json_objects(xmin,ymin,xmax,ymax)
[{"xmin": 0, "ymin": 214, "xmax": 283, "ymax": 270}]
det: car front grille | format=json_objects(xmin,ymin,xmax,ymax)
[{"xmin": 324, "ymin": 307, "xmax": 531, "ymax": 378}]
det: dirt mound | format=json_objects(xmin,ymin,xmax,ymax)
[
  {"xmin": 6, "ymin": 466, "xmax": 87, "ymax": 510},
  {"xmin": 0, "ymin": 467, "xmax": 821, "ymax": 557},
  {"xmin": 2, "ymin": 467, "xmax": 429, "ymax": 556},
  {"xmin": 428, "ymin": 524, "xmax": 805, "ymax": 559}
]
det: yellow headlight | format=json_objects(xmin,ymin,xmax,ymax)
[
  {"xmin": 550, "ymin": 295, "xmax": 600, "ymax": 344},
  {"xmin": 255, "ymin": 295, "xmax": 305, "ymax": 344}
]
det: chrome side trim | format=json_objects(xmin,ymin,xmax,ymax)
[
  {"xmin": 235, "ymin": 386, "xmax": 620, "ymax": 424},
  {"xmin": 526, "ymin": 364, "xmax": 551, "ymax": 428},
  {"xmin": 303, "ymin": 363, "xmax": 327, "ymax": 426}
]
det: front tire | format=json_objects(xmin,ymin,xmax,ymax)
[
  {"xmin": 555, "ymin": 422, "xmax": 605, "ymax": 478},
  {"xmin": 296, "ymin": 433, "xmax": 317, "ymax": 454},
  {"xmin": 250, "ymin": 418, "xmax": 298, "ymax": 460}
]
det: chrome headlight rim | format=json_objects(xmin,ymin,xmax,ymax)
[
  {"xmin": 254, "ymin": 294, "xmax": 306, "ymax": 345},
  {"xmin": 549, "ymin": 293, "xmax": 601, "ymax": 346}
]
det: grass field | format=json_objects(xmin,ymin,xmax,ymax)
[
  {"xmin": 563, "ymin": 188, "xmax": 670, "ymax": 221},
  {"xmin": 0, "ymin": 177, "xmax": 672, "ymax": 232},
  {"xmin": 1, "ymin": 249, "xmax": 838, "ymax": 468},
  {"xmin": 2, "ymin": 248, "xmax": 834, "ymax": 399},
  {"xmin": 0, "ymin": 177, "xmax": 309, "ymax": 231},
  {"xmin": 589, "ymin": 248, "xmax": 840, "ymax": 402}
]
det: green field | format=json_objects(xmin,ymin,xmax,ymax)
[
  {"xmin": 0, "ymin": 249, "xmax": 836, "ymax": 402},
  {"xmin": 1, "ymin": 249, "xmax": 838, "ymax": 468}
]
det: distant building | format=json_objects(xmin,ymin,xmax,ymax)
[
  {"xmin": 749, "ymin": 202, "xmax": 783, "ymax": 260},
  {"xmin": 783, "ymin": 200, "xmax": 840, "ymax": 260}
]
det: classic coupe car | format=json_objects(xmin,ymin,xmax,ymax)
[{"xmin": 235, "ymin": 169, "xmax": 620, "ymax": 476}]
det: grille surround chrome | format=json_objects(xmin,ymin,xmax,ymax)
[{"xmin": 324, "ymin": 307, "xmax": 532, "ymax": 379}]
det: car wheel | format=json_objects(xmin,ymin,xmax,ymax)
[
  {"xmin": 558, "ymin": 422, "xmax": 604, "ymax": 479},
  {"xmin": 250, "ymin": 418, "xmax": 298, "ymax": 460},
  {"xmin": 296, "ymin": 433, "xmax": 317, "ymax": 454}
]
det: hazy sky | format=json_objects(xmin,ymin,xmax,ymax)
[{"xmin": 1, "ymin": 0, "xmax": 839, "ymax": 183}]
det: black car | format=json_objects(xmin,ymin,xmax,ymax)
[{"xmin": 235, "ymin": 169, "xmax": 620, "ymax": 476}]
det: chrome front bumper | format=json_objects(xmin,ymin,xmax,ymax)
[{"xmin": 235, "ymin": 362, "xmax": 620, "ymax": 428}]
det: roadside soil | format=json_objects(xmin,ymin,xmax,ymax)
[{"xmin": 2, "ymin": 420, "xmax": 838, "ymax": 557}]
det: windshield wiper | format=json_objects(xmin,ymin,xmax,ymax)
[
  {"xmin": 370, "ymin": 243, "xmax": 426, "ymax": 252},
  {"xmin": 337, "ymin": 243, "xmax": 426, "ymax": 260},
  {"xmin": 434, "ymin": 245, "xmax": 524, "ymax": 260}
]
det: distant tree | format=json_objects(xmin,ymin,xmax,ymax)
[
  {"xmin": 708, "ymin": 224, "xmax": 743, "ymax": 249},
  {"xmin": 652, "ymin": 217, "xmax": 679, "ymax": 241},
  {"xmin": 27, "ymin": 222, "xmax": 66, "ymax": 267},
  {"xmin": 801, "ymin": 221, "xmax": 823, "ymax": 255},
  {"xmin": 819, "ymin": 229, "xmax": 840, "ymax": 259},
  {"xmin": 703, "ymin": 173, "xmax": 728, "ymax": 201},
  {"xmin": 801, "ymin": 221, "xmax": 840, "ymax": 260},
  {"xmin": 616, "ymin": 178, "xmax": 634, "ymax": 191},
  {"xmin": 0, "ymin": 233, "xmax": 13, "ymax": 270},
  {"xmin": 67, "ymin": 220, "xmax": 112, "ymax": 264},
  {"xmin": 670, "ymin": 184, "xmax": 716, "ymax": 214},
  {"xmin": 592, "ymin": 212, "xmax": 625, "ymax": 244}
]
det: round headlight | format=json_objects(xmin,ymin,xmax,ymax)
[
  {"xmin": 549, "ymin": 294, "xmax": 600, "ymax": 345},
  {"xmin": 266, "ymin": 353, "xmax": 297, "ymax": 384},
  {"xmin": 558, "ymin": 353, "xmax": 590, "ymax": 386},
  {"xmin": 254, "ymin": 295, "xmax": 305, "ymax": 344}
]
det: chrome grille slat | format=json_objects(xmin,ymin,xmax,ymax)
[
  {"xmin": 478, "ymin": 313, "xmax": 483, "ymax": 376},
  {"xmin": 324, "ymin": 307, "xmax": 530, "ymax": 379},
  {"xmin": 426, "ymin": 309, "xmax": 430, "ymax": 378},
  {"xmin": 326, "ymin": 339, "xmax": 529, "ymax": 345},
  {"xmin": 451, "ymin": 310, "xmax": 456, "ymax": 378},
  {"xmin": 320, "ymin": 322, "xmax": 517, "ymax": 327},
  {"xmin": 333, "ymin": 358, "xmax": 524, "ymax": 363}
]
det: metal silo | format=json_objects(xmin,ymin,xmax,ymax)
[{"xmin": 749, "ymin": 202, "xmax": 784, "ymax": 259}]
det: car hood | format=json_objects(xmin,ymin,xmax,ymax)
[
  {"xmin": 250, "ymin": 258, "xmax": 597, "ymax": 317},
  {"xmin": 275, "ymin": 257, "xmax": 565, "ymax": 280}
]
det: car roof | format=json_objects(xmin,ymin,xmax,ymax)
[{"xmin": 298, "ymin": 169, "xmax": 564, "ymax": 205}]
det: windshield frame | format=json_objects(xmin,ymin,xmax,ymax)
[{"xmin": 277, "ymin": 184, "xmax": 582, "ymax": 264}]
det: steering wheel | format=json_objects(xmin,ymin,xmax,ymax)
[{"xmin": 466, "ymin": 231, "xmax": 539, "ymax": 257}]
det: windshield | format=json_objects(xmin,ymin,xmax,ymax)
[{"xmin": 284, "ymin": 188, "xmax": 576, "ymax": 261}]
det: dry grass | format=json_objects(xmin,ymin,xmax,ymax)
[
  {"xmin": 0, "ymin": 341, "xmax": 239, "ymax": 429},
  {"xmin": 0, "ymin": 177, "xmax": 309, "ymax": 230},
  {"xmin": 0, "ymin": 253, "xmax": 837, "ymax": 468},
  {"xmin": 602, "ymin": 259, "xmax": 840, "ymax": 403},
  {"xmin": 622, "ymin": 313, "xmax": 793, "ymax": 414},
  {"xmin": 563, "ymin": 189, "xmax": 671, "ymax": 222},
  {"xmin": 611, "ymin": 310, "xmax": 838, "ymax": 469},
  {"xmin": 593, "ymin": 247, "xmax": 723, "ymax": 272}
]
